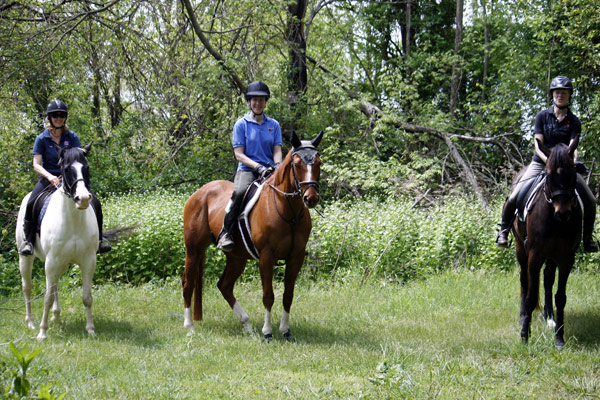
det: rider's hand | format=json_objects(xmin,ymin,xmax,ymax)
[
  {"xmin": 50, "ymin": 176, "xmax": 61, "ymax": 188},
  {"xmin": 256, "ymin": 165, "xmax": 274, "ymax": 179}
]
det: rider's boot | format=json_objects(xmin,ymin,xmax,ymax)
[
  {"xmin": 582, "ymin": 210, "xmax": 598, "ymax": 253},
  {"xmin": 495, "ymin": 200, "xmax": 516, "ymax": 248},
  {"xmin": 98, "ymin": 234, "xmax": 112, "ymax": 254},
  {"xmin": 19, "ymin": 219, "xmax": 36, "ymax": 256},
  {"xmin": 217, "ymin": 228, "xmax": 234, "ymax": 252},
  {"xmin": 217, "ymin": 208, "xmax": 237, "ymax": 252}
]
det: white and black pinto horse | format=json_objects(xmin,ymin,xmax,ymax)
[{"xmin": 16, "ymin": 143, "xmax": 99, "ymax": 340}]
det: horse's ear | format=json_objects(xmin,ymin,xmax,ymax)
[
  {"xmin": 536, "ymin": 138, "xmax": 551, "ymax": 158},
  {"xmin": 311, "ymin": 130, "xmax": 324, "ymax": 148},
  {"xmin": 290, "ymin": 131, "xmax": 302, "ymax": 148},
  {"xmin": 81, "ymin": 142, "xmax": 93, "ymax": 156},
  {"xmin": 567, "ymin": 138, "xmax": 578, "ymax": 159},
  {"xmin": 52, "ymin": 143, "xmax": 64, "ymax": 164}
]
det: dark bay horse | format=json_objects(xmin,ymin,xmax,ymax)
[
  {"xmin": 512, "ymin": 140, "xmax": 581, "ymax": 348},
  {"xmin": 182, "ymin": 131, "xmax": 323, "ymax": 341}
]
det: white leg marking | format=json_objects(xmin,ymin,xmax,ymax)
[
  {"xmin": 279, "ymin": 309, "xmax": 290, "ymax": 334},
  {"xmin": 183, "ymin": 307, "xmax": 194, "ymax": 330},
  {"xmin": 262, "ymin": 310, "xmax": 272, "ymax": 336},
  {"xmin": 547, "ymin": 318, "xmax": 557, "ymax": 329},
  {"xmin": 233, "ymin": 301, "xmax": 253, "ymax": 333}
]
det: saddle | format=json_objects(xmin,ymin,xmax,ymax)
[
  {"xmin": 237, "ymin": 180, "xmax": 265, "ymax": 260},
  {"xmin": 32, "ymin": 188, "xmax": 56, "ymax": 231},
  {"xmin": 516, "ymin": 173, "xmax": 545, "ymax": 222}
]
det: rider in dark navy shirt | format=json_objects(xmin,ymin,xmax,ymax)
[
  {"xmin": 496, "ymin": 76, "xmax": 597, "ymax": 252},
  {"xmin": 19, "ymin": 100, "xmax": 112, "ymax": 256}
]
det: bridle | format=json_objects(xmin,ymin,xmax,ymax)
[
  {"xmin": 290, "ymin": 145, "xmax": 321, "ymax": 197},
  {"xmin": 542, "ymin": 170, "xmax": 577, "ymax": 206},
  {"xmin": 269, "ymin": 145, "xmax": 321, "ymax": 225}
]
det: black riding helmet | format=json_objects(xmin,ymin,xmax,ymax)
[
  {"xmin": 549, "ymin": 76, "xmax": 573, "ymax": 94},
  {"xmin": 46, "ymin": 100, "xmax": 68, "ymax": 128},
  {"xmin": 46, "ymin": 99, "xmax": 68, "ymax": 116},
  {"xmin": 245, "ymin": 81, "xmax": 270, "ymax": 101}
]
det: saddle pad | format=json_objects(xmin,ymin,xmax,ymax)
[
  {"xmin": 516, "ymin": 174, "xmax": 545, "ymax": 222},
  {"xmin": 35, "ymin": 189, "xmax": 56, "ymax": 230},
  {"xmin": 237, "ymin": 181, "xmax": 265, "ymax": 260}
]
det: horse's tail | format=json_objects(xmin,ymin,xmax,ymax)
[{"xmin": 183, "ymin": 190, "xmax": 212, "ymax": 321}]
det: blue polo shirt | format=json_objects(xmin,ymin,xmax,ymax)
[
  {"xmin": 532, "ymin": 107, "xmax": 581, "ymax": 163},
  {"xmin": 232, "ymin": 113, "xmax": 282, "ymax": 171},
  {"xmin": 32, "ymin": 129, "xmax": 81, "ymax": 175}
]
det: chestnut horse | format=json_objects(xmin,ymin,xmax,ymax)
[
  {"xmin": 512, "ymin": 140, "xmax": 581, "ymax": 349},
  {"xmin": 182, "ymin": 131, "xmax": 323, "ymax": 341}
]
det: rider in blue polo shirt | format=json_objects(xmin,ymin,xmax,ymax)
[
  {"xmin": 217, "ymin": 81, "xmax": 283, "ymax": 251},
  {"xmin": 19, "ymin": 100, "xmax": 112, "ymax": 256}
]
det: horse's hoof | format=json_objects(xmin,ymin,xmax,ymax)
[
  {"xmin": 555, "ymin": 336, "xmax": 565, "ymax": 350},
  {"xmin": 283, "ymin": 331, "xmax": 296, "ymax": 342},
  {"xmin": 87, "ymin": 329, "xmax": 96, "ymax": 337},
  {"xmin": 37, "ymin": 331, "xmax": 47, "ymax": 341},
  {"xmin": 263, "ymin": 333, "xmax": 273, "ymax": 343},
  {"xmin": 25, "ymin": 319, "xmax": 35, "ymax": 330}
]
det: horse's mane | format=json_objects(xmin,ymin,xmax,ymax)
[
  {"xmin": 546, "ymin": 143, "xmax": 573, "ymax": 172},
  {"xmin": 60, "ymin": 146, "xmax": 87, "ymax": 167},
  {"xmin": 268, "ymin": 149, "xmax": 294, "ymax": 187}
]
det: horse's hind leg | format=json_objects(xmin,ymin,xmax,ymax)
[
  {"xmin": 217, "ymin": 255, "xmax": 252, "ymax": 333},
  {"xmin": 81, "ymin": 257, "xmax": 97, "ymax": 336},
  {"xmin": 182, "ymin": 246, "xmax": 207, "ymax": 332},
  {"xmin": 18, "ymin": 255, "xmax": 35, "ymax": 329},
  {"xmin": 38, "ymin": 278, "xmax": 58, "ymax": 341},
  {"xmin": 257, "ymin": 253, "xmax": 276, "ymax": 341},
  {"xmin": 520, "ymin": 253, "xmax": 543, "ymax": 344},
  {"xmin": 554, "ymin": 260, "xmax": 574, "ymax": 349},
  {"xmin": 543, "ymin": 260, "xmax": 557, "ymax": 329}
]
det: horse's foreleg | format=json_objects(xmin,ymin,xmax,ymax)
[
  {"xmin": 543, "ymin": 261, "xmax": 557, "ymax": 329},
  {"xmin": 279, "ymin": 255, "xmax": 304, "ymax": 342},
  {"xmin": 554, "ymin": 262, "xmax": 573, "ymax": 349},
  {"xmin": 19, "ymin": 255, "xmax": 36, "ymax": 329},
  {"xmin": 218, "ymin": 256, "xmax": 252, "ymax": 333},
  {"xmin": 81, "ymin": 258, "xmax": 97, "ymax": 336}
]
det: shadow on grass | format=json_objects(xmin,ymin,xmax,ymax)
[
  {"xmin": 199, "ymin": 315, "xmax": 383, "ymax": 350},
  {"xmin": 58, "ymin": 316, "xmax": 159, "ymax": 346},
  {"xmin": 567, "ymin": 310, "xmax": 600, "ymax": 347}
]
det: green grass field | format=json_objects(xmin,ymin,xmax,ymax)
[{"xmin": 1, "ymin": 269, "xmax": 599, "ymax": 399}]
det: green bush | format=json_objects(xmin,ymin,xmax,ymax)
[{"xmin": 306, "ymin": 197, "xmax": 521, "ymax": 283}]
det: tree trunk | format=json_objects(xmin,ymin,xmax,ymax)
[
  {"xmin": 450, "ymin": 0, "xmax": 464, "ymax": 115},
  {"xmin": 481, "ymin": 0, "xmax": 489, "ymax": 103},
  {"xmin": 286, "ymin": 0, "xmax": 308, "ymax": 136}
]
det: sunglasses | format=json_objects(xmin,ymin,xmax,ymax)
[{"xmin": 50, "ymin": 112, "xmax": 67, "ymax": 118}]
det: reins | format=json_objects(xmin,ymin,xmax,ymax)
[{"xmin": 266, "ymin": 145, "xmax": 321, "ymax": 261}]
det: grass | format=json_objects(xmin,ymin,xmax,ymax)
[{"xmin": 1, "ymin": 269, "xmax": 599, "ymax": 399}]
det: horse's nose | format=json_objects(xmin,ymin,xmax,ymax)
[
  {"xmin": 303, "ymin": 192, "xmax": 319, "ymax": 208},
  {"xmin": 75, "ymin": 194, "xmax": 91, "ymax": 209},
  {"xmin": 554, "ymin": 208, "xmax": 572, "ymax": 222}
]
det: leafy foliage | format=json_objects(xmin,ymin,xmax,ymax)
[{"xmin": 1, "ymin": 343, "xmax": 65, "ymax": 400}]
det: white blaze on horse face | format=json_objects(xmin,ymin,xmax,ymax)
[{"xmin": 71, "ymin": 161, "xmax": 91, "ymax": 209}]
